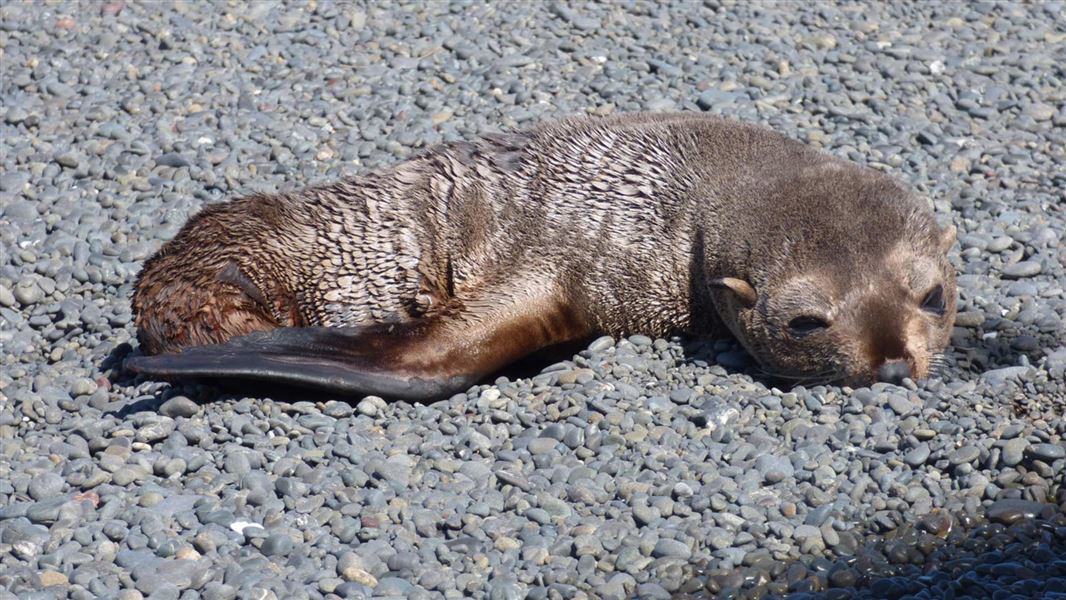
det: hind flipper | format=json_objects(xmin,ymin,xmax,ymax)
[
  {"xmin": 127, "ymin": 285, "xmax": 590, "ymax": 401},
  {"xmin": 127, "ymin": 326, "xmax": 471, "ymax": 400}
]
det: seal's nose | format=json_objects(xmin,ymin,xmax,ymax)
[{"xmin": 877, "ymin": 359, "xmax": 911, "ymax": 385}]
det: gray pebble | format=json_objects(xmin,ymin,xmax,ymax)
[
  {"xmin": 652, "ymin": 538, "xmax": 691, "ymax": 560},
  {"xmin": 0, "ymin": 171, "xmax": 30, "ymax": 192},
  {"xmin": 1001, "ymin": 437, "xmax": 1028, "ymax": 467},
  {"xmin": 903, "ymin": 443, "xmax": 930, "ymax": 467},
  {"xmin": 1027, "ymin": 443, "xmax": 1065, "ymax": 462},
  {"xmin": 948, "ymin": 445, "xmax": 981, "ymax": 465},
  {"xmin": 155, "ymin": 153, "xmax": 191, "ymax": 168},
  {"xmin": 158, "ymin": 396, "xmax": 200, "ymax": 418},
  {"xmin": 260, "ymin": 533, "xmax": 293, "ymax": 557},
  {"xmin": 1001, "ymin": 260, "xmax": 1042, "ymax": 278},
  {"xmin": 27, "ymin": 473, "xmax": 64, "ymax": 501},
  {"xmin": 528, "ymin": 438, "xmax": 558, "ymax": 454},
  {"xmin": 13, "ymin": 279, "xmax": 44, "ymax": 306}
]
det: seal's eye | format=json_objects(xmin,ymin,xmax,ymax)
[
  {"xmin": 921, "ymin": 284, "xmax": 945, "ymax": 316},
  {"xmin": 788, "ymin": 316, "xmax": 829, "ymax": 337}
]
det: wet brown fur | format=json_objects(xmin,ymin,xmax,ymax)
[{"xmin": 132, "ymin": 112, "xmax": 957, "ymax": 393}]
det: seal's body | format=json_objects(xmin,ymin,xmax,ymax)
[{"xmin": 129, "ymin": 113, "xmax": 957, "ymax": 399}]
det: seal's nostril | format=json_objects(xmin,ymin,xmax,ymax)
[{"xmin": 877, "ymin": 359, "xmax": 912, "ymax": 385}]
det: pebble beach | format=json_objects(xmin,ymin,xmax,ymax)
[{"xmin": 1, "ymin": 2, "xmax": 1064, "ymax": 599}]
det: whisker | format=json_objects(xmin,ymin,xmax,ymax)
[
  {"xmin": 758, "ymin": 367, "xmax": 847, "ymax": 387},
  {"xmin": 930, "ymin": 350, "xmax": 955, "ymax": 363},
  {"xmin": 803, "ymin": 374, "xmax": 848, "ymax": 387},
  {"xmin": 927, "ymin": 351, "xmax": 955, "ymax": 379},
  {"xmin": 928, "ymin": 362, "xmax": 951, "ymax": 377},
  {"xmin": 757, "ymin": 369, "xmax": 836, "ymax": 381}
]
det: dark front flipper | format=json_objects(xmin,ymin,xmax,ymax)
[{"xmin": 126, "ymin": 289, "xmax": 590, "ymax": 401}]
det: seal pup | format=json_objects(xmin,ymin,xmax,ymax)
[{"xmin": 128, "ymin": 113, "xmax": 957, "ymax": 400}]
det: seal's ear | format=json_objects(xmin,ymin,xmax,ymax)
[
  {"xmin": 938, "ymin": 224, "xmax": 957, "ymax": 254},
  {"xmin": 712, "ymin": 277, "xmax": 757, "ymax": 307}
]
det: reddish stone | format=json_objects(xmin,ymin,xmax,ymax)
[{"xmin": 73, "ymin": 490, "xmax": 100, "ymax": 508}]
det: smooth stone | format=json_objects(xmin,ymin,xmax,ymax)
[
  {"xmin": 27, "ymin": 473, "xmax": 64, "ymax": 500},
  {"xmin": 113, "ymin": 466, "xmax": 149, "ymax": 486},
  {"xmin": 903, "ymin": 443, "xmax": 930, "ymax": 467},
  {"xmin": 755, "ymin": 454, "xmax": 795, "ymax": 483},
  {"xmin": 39, "ymin": 571, "xmax": 69, "ymax": 587},
  {"xmin": 948, "ymin": 445, "xmax": 980, "ymax": 465},
  {"xmin": 1001, "ymin": 260, "xmax": 1042, "ymax": 278},
  {"xmin": 259, "ymin": 533, "xmax": 293, "ymax": 557},
  {"xmin": 159, "ymin": 396, "xmax": 200, "ymax": 418},
  {"xmin": 0, "ymin": 171, "xmax": 31, "ymax": 192},
  {"xmin": 987, "ymin": 499, "xmax": 1046, "ymax": 525},
  {"xmin": 980, "ymin": 366, "xmax": 1031, "ymax": 384},
  {"xmin": 1001, "ymin": 438, "xmax": 1028, "ymax": 467},
  {"xmin": 338, "ymin": 552, "xmax": 378, "ymax": 586},
  {"xmin": 1027, "ymin": 443, "xmax": 1065, "ymax": 461},
  {"xmin": 651, "ymin": 538, "xmax": 691, "ymax": 560},
  {"xmin": 587, "ymin": 336, "xmax": 615, "ymax": 352},
  {"xmin": 155, "ymin": 152, "xmax": 191, "ymax": 168},
  {"xmin": 376, "ymin": 577, "xmax": 414, "ymax": 596},
  {"xmin": 528, "ymin": 438, "xmax": 558, "ymax": 455},
  {"xmin": 1001, "ymin": 423, "xmax": 1026, "ymax": 439},
  {"xmin": 887, "ymin": 395, "xmax": 916, "ymax": 416}
]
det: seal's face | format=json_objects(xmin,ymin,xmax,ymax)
[
  {"xmin": 712, "ymin": 212, "xmax": 957, "ymax": 388},
  {"xmin": 752, "ymin": 243, "xmax": 956, "ymax": 387}
]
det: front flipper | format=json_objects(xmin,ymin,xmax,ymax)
[{"xmin": 126, "ymin": 288, "xmax": 590, "ymax": 401}]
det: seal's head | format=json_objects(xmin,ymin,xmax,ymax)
[{"xmin": 709, "ymin": 161, "xmax": 957, "ymax": 387}]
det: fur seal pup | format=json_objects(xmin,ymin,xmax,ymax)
[{"xmin": 128, "ymin": 113, "xmax": 957, "ymax": 400}]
